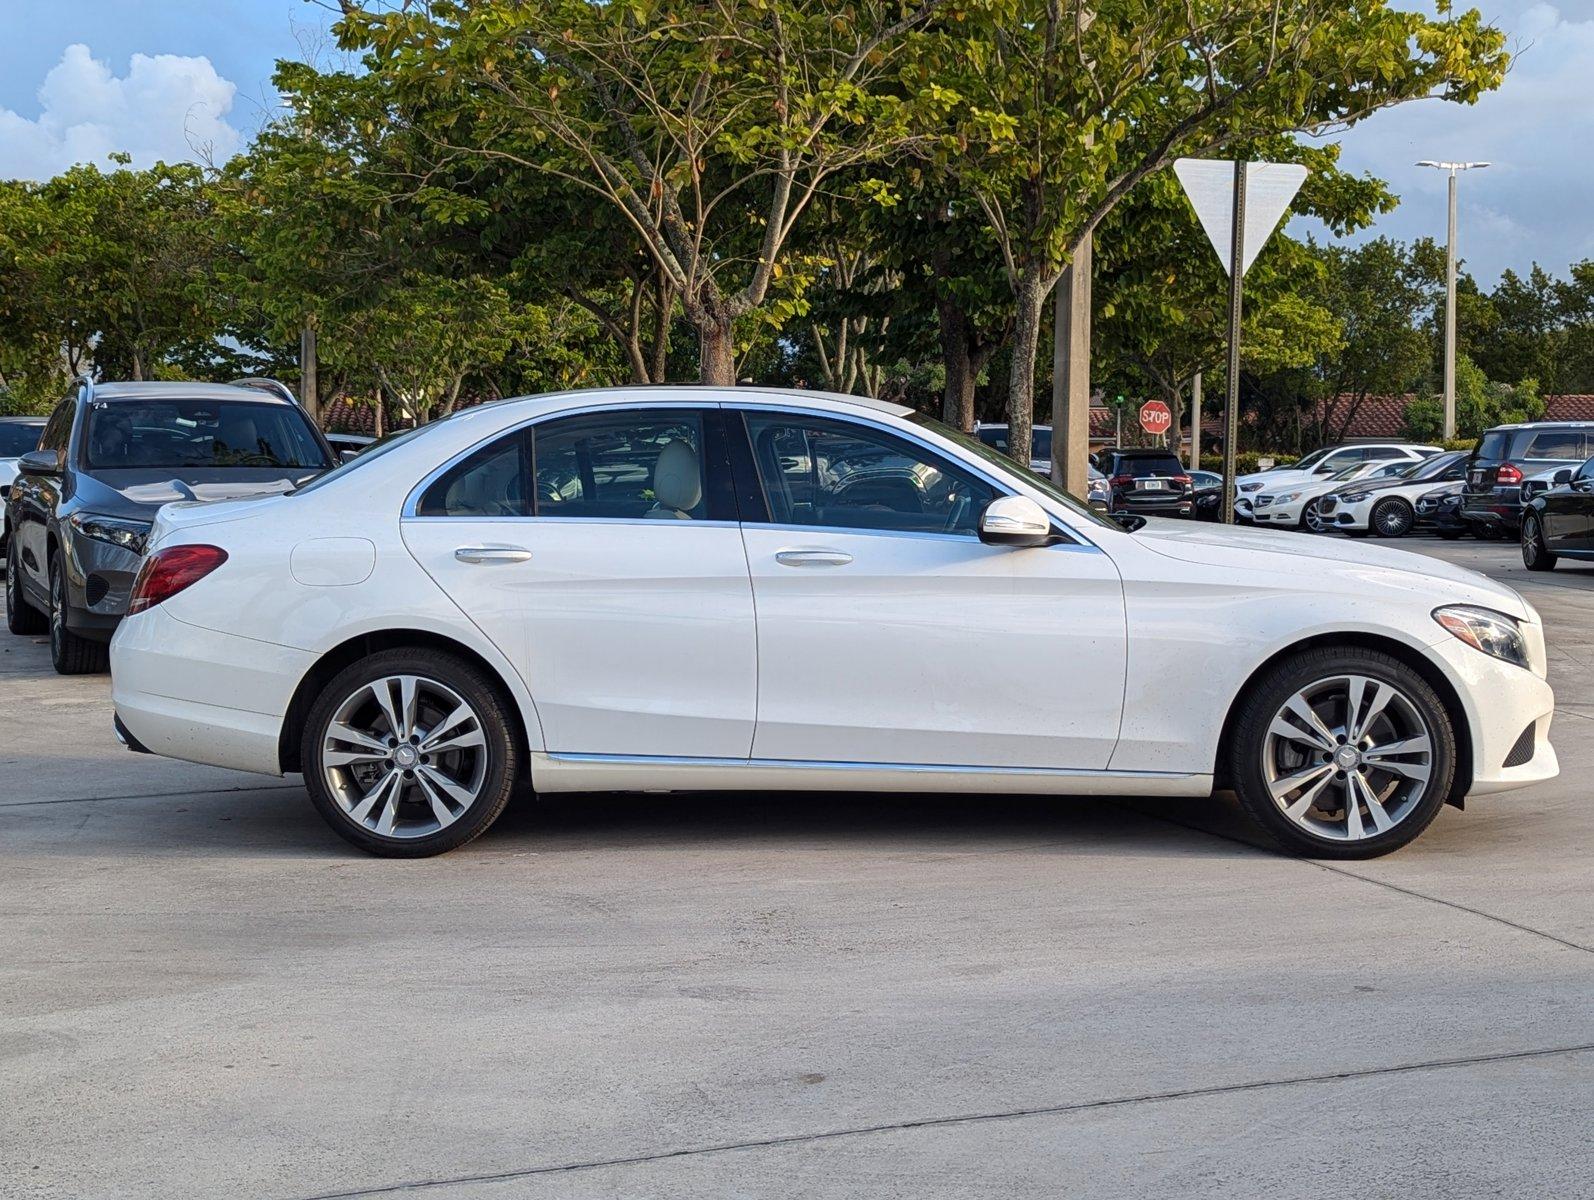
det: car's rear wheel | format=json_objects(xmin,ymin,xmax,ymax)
[
  {"xmin": 49, "ymin": 552, "xmax": 108, "ymax": 674},
  {"xmin": 6, "ymin": 538, "xmax": 47, "ymax": 635},
  {"xmin": 1370, "ymin": 497, "xmax": 1415, "ymax": 538},
  {"xmin": 302, "ymin": 648, "xmax": 519, "ymax": 857},
  {"xmin": 1521, "ymin": 512, "xmax": 1557, "ymax": 571},
  {"xmin": 1227, "ymin": 648, "xmax": 1455, "ymax": 859}
]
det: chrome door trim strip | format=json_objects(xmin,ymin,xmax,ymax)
[{"xmin": 545, "ymin": 751, "xmax": 1193, "ymax": 781}]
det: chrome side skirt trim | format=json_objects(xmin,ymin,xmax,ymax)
[{"xmin": 532, "ymin": 751, "xmax": 1212, "ymax": 797}]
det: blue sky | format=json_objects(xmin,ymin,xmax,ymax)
[{"xmin": 1, "ymin": 0, "xmax": 1590, "ymax": 285}]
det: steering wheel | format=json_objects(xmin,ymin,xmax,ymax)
[{"xmin": 943, "ymin": 491, "xmax": 972, "ymax": 534}]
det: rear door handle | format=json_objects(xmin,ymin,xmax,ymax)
[
  {"xmin": 454, "ymin": 545, "xmax": 532, "ymax": 564},
  {"xmin": 774, "ymin": 549, "xmax": 853, "ymax": 568}
]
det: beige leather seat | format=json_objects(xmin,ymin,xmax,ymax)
[{"xmin": 646, "ymin": 439, "xmax": 702, "ymax": 519}]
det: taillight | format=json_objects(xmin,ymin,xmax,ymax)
[
  {"xmin": 1172, "ymin": 474, "xmax": 1192, "ymax": 487},
  {"xmin": 128, "ymin": 545, "xmax": 228, "ymax": 614},
  {"xmin": 1496, "ymin": 463, "xmax": 1523, "ymax": 486},
  {"xmin": 1110, "ymin": 474, "xmax": 1134, "ymax": 487}
]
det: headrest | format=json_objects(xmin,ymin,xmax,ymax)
[{"xmin": 652, "ymin": 439, "xmax": 702, "ymax": 514}]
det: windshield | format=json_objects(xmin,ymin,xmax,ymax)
[
  {"xmin": 977, "ymin": 425, "xmax": 1052, "ymax": 462},
  {"xmin": 86, "ymin": 401, "xmax": 330, "ymax": 470},
  {"xmin": 1329, "ymin": 463, "xmax": 1365, "ymax": 481},
  {"xmin": 0, "ymin": 423, "xmax": 43, "ymax": 457},
  {"xmin": 1404, "ymin": 453, "xmax": 1459, "ymax": 480},
  {"xmin": 1294, "ymin": 448, "xmax": 1332, "ymax": 470},
  {"xmin": 913, "ymin": 415, "xmax": 1115, "ymax": 530}
]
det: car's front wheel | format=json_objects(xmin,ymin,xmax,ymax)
[
  {"xmin": 302, "ymin": 648, "xmax": 520, "ymax": 856},
  {"xmin": 1370, "ymin": 497, "xmax": 1415, "ymax": 538},
  {"xmin": 1301, "ymin": 499, "xmax": 1326, "ymax": 533},
  {"xmin": 1521, "ymin": 512, "xmax": 1557, "ymax": 571},
  {"xmin": 1227, "ymin": 648, "xmax": 1456, "ymax": 858},
  {"xmin": 49, "ymin": 552, "xmax": 108, "ymax": 674},
  {"xmin": 6, "ymin": 538, "xmax": 47, "ymax": 635}
]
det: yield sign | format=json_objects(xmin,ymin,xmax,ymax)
[{"xmin": 1173, "ymin": 159, "xmax": 1308, "ymax": 277}]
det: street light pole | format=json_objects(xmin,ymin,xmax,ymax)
[{"xmin": 1416, "ymin": 160, "xmax": 1490, "ymax": 441}]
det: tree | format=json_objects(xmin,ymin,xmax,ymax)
[
  {"xmin": 343, "ymin": 0, "xmax": 957, "ymax": 385},
  {"xmin": 1402, "ymin": 356, "xmax": 1544, "ymax": 441},
  {"xmin": 935, "ymin": 0, "xmax": 1509, "ymax": 465}
]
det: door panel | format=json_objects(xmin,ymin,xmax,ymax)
[
  {"xmin": 403, "ymin": 518, "xmax": 757, "ymax": 757},
  {"xmin": 740, "ymin": 528, "xmax": 1127, "ymax": 770}
]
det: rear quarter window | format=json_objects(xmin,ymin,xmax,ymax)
[
  {"xmin": 1476, "ymin": 431, "xmax": 1511, "ymax": 460},
  {"xmin": 1521, "ymin": 429, "xmax": 1586, "ymax": 460}
]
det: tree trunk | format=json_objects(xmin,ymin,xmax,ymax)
[
  {"xmin": 698, "ymin": 318, "xmax": 736, "ymax": 385},
  {"xmin": 938, "ymin": 300, "xmax": 977, "ymax": 430},
  {"xmin": 1005, "ymin": 275, "xmax": 1050, "ymax": 469}
]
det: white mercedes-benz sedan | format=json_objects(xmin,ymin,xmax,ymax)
[{"xmin": 110, "ymin": 388, "xmax": 1558, "ymax": 858}]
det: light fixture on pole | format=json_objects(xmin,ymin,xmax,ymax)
[{"xmin": 1416, "ymin": 160, "xmax": 1490, "ymax": 441}]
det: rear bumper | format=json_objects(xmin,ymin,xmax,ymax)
[
  {"xmin": 1461, "ymin": 489, "xmax": 1524, "ymax": 531},
  {"xmin": 110, "ymin": 605, "xmax": 313, "ymax": 776}
]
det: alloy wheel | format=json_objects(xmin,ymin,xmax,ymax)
[
  {"xmin": 1303, "ymin": 500, "xmax": 1325, "ymax": 533},
  {"xmin": 1261, "ymin": 674, "xmax": 1433, "ymax": 843},
  {"xmin": 49, "ymin": 562, "xmax": 64, "ymax": 658},
  {"xmin": 1373, "ymin": 499, "xmax": 1412, "ymax": 537},
  {"xmin": 320, "ymin": 674, "xmax": 489, "ymax": 839}
]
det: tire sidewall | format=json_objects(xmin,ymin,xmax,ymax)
[
  {"xmin": 1229, "ymin": 648, "xmax": 1456, "ymax": 858},
  {"xmin": 302, "ymin": 649, "xmax": 519, "ymax": 857},
  {"xmin": 1372, "ymin": 498, "xmax": 1412, "ymax": 538}
]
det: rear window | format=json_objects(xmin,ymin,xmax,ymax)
[
  {"xmin": 1476, "ymin": 431, "xmax": 1512, "ymax": 460},
  {"xmin": 977, "ymin": 427, "xmax": 1051, "ymax": 461},
  {"xmin": 86, "ymin": 400, "xmax": 330, "ymax": 470},
  {"xmin": 0, "ymin": 423, "xmax": 43, "ymax": 457},
  {"xmin": 1111, "ymin": 453, "xmax": 1183, "ymax": 478}
]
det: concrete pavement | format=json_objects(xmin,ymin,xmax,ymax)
[{"xmin": 2, "ymin": 539, "xmax": 1591, "ymax": 1199}]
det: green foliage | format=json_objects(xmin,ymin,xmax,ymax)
[{"xmin": 1402, "ymin": 357, "xmax": 1545, "ymax": 441}]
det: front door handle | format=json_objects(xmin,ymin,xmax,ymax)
[
  {"xmin": 775, "ymin": 549, "xmax": 853, "ymax": 568},
  {"xmin": 454, "ymin": 545, "xmax": 532, "ymax": 564}
]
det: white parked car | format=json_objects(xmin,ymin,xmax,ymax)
[
  {"xmin": 0, "ymin": 415, "xmax": 47, "ymax": 557},
  {"xmin": 1315, "ymin": 450, "xmax": 1471, "ymax": 537},
  {"xmin": 111, "ymin": 388, "xmax": 1557, "ymax": 859},
  {"xmin": 1235, "ymin": 442, "xmax": 1442, "ymax": 500},
  {"xmin": 1249, "ymin": 460, "xmax": 1411, "ymax": 530}
]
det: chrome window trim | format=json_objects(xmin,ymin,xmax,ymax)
[{"xmin": 399, "ymin": 394, "xmax": 1102, "ymax": 549}]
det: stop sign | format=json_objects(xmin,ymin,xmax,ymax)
[{"xmin": 1139, "ymin": 399, "xmax": 1172, "ymax": 436}]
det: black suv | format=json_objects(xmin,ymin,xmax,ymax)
[
  {"xmin": 5, "ymin": 378, "xmax": 334, "ymax": 673},
  {"xmin": 1096, "ymin": 447, "xmax": 1192, "ymax": 516},
  {"xmin": 1462, "ymin": 422, "xmax": 1594, "ymax": 537}
]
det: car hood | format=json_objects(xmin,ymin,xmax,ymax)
[
  {"xmin": 1130, "ymin": 519, "xmax": 1532, "ymax": 619},
  {"xmin": 0, "ymin": 458, "xmax": 19, "ymax": 489},
  {"xmin": 1237, "ymin": 468, "xmax": 1311, "ymax": 490},
  {"xmin": 75, "ymin": 467, "xmax": 324, "ymax": 519}
]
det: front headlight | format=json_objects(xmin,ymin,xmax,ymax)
[
  {"xmin": 1240, "ymin": 481, "xmax": 1264, "ymax": 493},
  {"xmin": 69, "ymin": 512, "xmax": 152, "ymax": 555},
  {"xmin": 1272, "ymin": 491, "xmax": 1301, "ymax": 504},
  {"xmin": 1340, "ymin": 490, "xmax": 1371, "ymax": 503},
  {"xmin": 1433, "ymin": 604, "xmax": 1530, "ymax": 670}
]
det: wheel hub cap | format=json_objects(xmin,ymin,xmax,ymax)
[
  {"xmin": 393, "ymin": 743, "xmax": 419, "ymax": 769},
  {"xmin": 1333, "ymin": 744, "xmax": 1362, "ymax": 770}
]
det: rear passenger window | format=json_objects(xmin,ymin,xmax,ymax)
[
  {"xmin": 532, "ymin": 410, "xmax": 710, "ymax": 519},
  {"xmin": 416, "ymin": 432, "xmax": 531, "ymax": 517},
  {"xmin": 1523, "ymin": 430, "xmax": 1585, "ymax": 460}
]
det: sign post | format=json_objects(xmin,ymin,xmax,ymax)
[{"xmin": 1173, "ymin": 158, "xmax": 1308, "ymax": 522}]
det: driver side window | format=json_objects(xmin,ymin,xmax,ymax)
[
  {"xmin": 1577, "ymin": 457, "xmax": 1594, "ymax": 482},
  {"xmin": 740, "ymin": 412, "xmax": 996, "ymax": 536}
]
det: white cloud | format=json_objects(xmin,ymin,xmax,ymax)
[
  {"xmin": 0, "ymin": 43, "xmax": 240, "ymax": 180},
  {"xmin": 1293, "ymin": 1, "xmax": 1594, "ymax": 283}
]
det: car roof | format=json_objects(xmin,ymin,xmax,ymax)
[
  {"xmin": 1103, "ymin": 446, "xmax": 1180, "ymax": 456},
  {"xmin": 87, "ymin": 381, "xmax": 300, "ymax": 405},
  {"xmin": 1486, "ymin": 421, "xmax": 1594, "ymax": 431},
  {"xmin": 0, "ymin": 414, "xmax": 46, "ymax": 424}
]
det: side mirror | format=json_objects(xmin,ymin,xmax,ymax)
[
  {"xmin": 978, "ymin": 495, "xmax": 1054, "ymax": 548},
  {"xmin": 1553, "ymin": 469, "xmax": 1573, "ymax": 485},
  {"xmin": 17, "ymin": 449, "xmax": 60, "ymax": 477},
  {"xmin": 1114, "ymin": 512, "xmax": 1147, "ymax": 532},
  {"xmin": 340, "ymin": 448, "xmax": 363, "ymax": 463}
]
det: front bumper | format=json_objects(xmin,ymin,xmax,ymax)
[
  {"xmin": 1426, "ymin": 633, "xmax": 1558, "ymax": 796},
  {"xmin": 111, "ymin": 604, "xmax": 314, "ymax": 776},
  {"xmin": 1250, "ymin": 498, "xmax": 1307, "ymax": 525},
  {"xmin": 62, "ymin": 525, "xmax": 145, "ymax": 640}
]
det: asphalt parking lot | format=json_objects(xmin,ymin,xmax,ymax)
[{"xmin": 3, "ymin": 536, "xmax": 1592, "ymax": 1200}]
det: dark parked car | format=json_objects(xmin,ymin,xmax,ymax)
[
  {"xmin": 1521, "ymin": 456, "xmax": 1594, "ymax": 571},
  {"xmin": 5, "ymin": 378, "xmax": 335, "ymax": 673},
  {"xmin": 1415, "ymin": 481, "xmax": 1468, "ymax": 539},
  {"xmin": 1, "ymin": 415, "xmax": 48, "ymax": 556},
  {"xmin": 1097, "ymin": 447, "xmax": 1193, "ymax": 516},
  {"xmin": 1462, "ymin": 422, "xmax": 1594, "ymax": 537}
]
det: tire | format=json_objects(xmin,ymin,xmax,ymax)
[
  {"xmin": 1471, "ymin": 523, "xmax": 1500, "ymax": 541},
  {"xmin": 302, "ymin": 648, "xmax": 520, "ymax": 857},
  {"xmin": 6, "ymin": 538, "xmax": 47, "ymax": 635},
  {"xmin": 1226, "ymin": 647, "xmax": 1456, "ymax": 859},
  {"xmin": 1437, "ymin": 528, "xmax": 1463, "ymax": 541},
  {"xmin": 1370, "ymin": 497, "xmax": 1415, "ymax": 539},
  {"xmin": 1301, "ymin": 499, "xmax": 1326, "ymax": 533},
  {"xmin": 1521, "ymin": 512, "xmax": 1557, "ymax": 571},
  {"xmin": 49, "ymin": 552, "xmax": 108, "ymax": 674}
]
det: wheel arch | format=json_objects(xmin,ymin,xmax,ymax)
[
  {"xmin": 278, "ymin": 628, "xmax": 536, "ymax": 774},
  {"xmin": 1214, "ymin": 631, "xmax": 1473, "ymax": 810}
]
